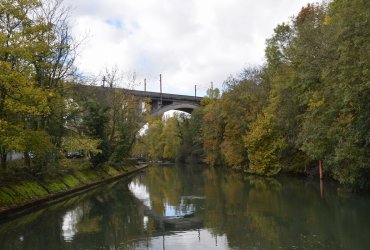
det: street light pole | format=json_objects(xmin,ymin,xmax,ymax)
[
  {"xmin": 160, "ymin": 74, "xmax": 162, "ymax": 107},
  {"xmin": 102, "ymin": 76, "xmax": 106, "ymax": 87}
]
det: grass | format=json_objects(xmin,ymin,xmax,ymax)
[
  {"xmin": 0, "ymin": 188, "xmax": 18, "ymax": 205},
  {"xmin": 0, "ymin": 182, "xmax": 49, "ymax": 206},
  {"xmin": 40, "ymin": 178, "xmax": 68, "ymax": 193},
  {"xmin": 75, "ymin": 170, "xmax": 102, "ymax": 183},
  {"xmin": 62, "ymin": 174, "xmax": 81, "ymax": 188},
  {"xmin": 73, "ymin": 170, "xmax": 90, "ymax": 184},
  {"xmin": 105, "ymin": 166, "xmax": 119, "ymax": 176},
  {"xmin": 13, "ymin": 181, "xmax": 48, "ymax": 198},
  {"xmin": 0, "ymin": 158, "xmax": 140, "ymax": 209}
]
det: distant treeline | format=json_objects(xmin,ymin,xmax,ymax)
[{"xmin": 134, "ymin": 0, "xmax": 370, "ymax": 191}]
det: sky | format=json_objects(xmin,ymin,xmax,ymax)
[{"xmin": 64, "ymin": 0, "xmax": 312, "ymax": 96}]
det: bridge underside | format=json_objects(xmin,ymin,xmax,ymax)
[
  {"xmin": 151, "ymin": 102, "xmax": 199, "ymax": 116},
  {"xmin": 127, "ymin": 90, "xmax": 202, "ymax": 116}
]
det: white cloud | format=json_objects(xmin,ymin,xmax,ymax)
[{"xmin": 64, "ymin": 0, "xmax": 311, "ymax": 96}]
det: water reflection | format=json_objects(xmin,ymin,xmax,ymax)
[
  {"xmin": 143, "ymin": 216, "xmax": 149, "ymax": 229},
  {"xmin": 129, "ymin": 180, "xmax": 152, "ymax": 208},
  {"xmin": 163, "ymin": 202, "xmax": 195, "ymax": 216},
  {"xmin": 0, "ymin": 165, "xmax": 370, "ymax": 250},
  {"xmin": 62, "ymin": 208, "xmax": 80, "ymax": 241},
  {"xmin": 147, "ymin": 229, "xmax": 229, "ymax": 250}
]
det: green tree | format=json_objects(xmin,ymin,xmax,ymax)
[
  {"xmin": 298, "ymin": 0, "xmax": 370, "ymax": 189},
  {"xmin": 0, "ymin": 0, "xmax": 53, "ymax": 169},
  {"xmin": 201, "ymin": 88, "xmax": 225, "ymax": 166},
  {"xmin": 161, "ymin": 116, "xmax": 181, "ymax": 161},
  {"xmin": 220, "ymin": 68, "xmax": 267, "ymax": 170},
  {"xmin": 245, "ymin": 22, "xmax": 305, "ymax": 175},
  {"xmin": 82, "ymin": 100, "xmax": 110, "ymax": 166},
  {"xmin": 177, "ymin": 108, "xmax": 204, "ymax": 163},
  {"xmin": 141, "ymin": 117, "xmax": 164, "ymax": 160}
]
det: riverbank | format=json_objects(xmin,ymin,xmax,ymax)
[{"xmin": 0, "ymin": 162, "xmax": 148, "ymax": 221}]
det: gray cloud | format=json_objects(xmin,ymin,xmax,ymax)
[{"xmin": 64, "ymin": 0, "xmax": 311, "ymax": 96}]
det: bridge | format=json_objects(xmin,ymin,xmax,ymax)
[
  {"xmin": 74, "ymin": 85, "xmax": 203, "ymax": 116},
  {"xmin": 126, "ymin": 89, "xmax": 202, "ymax": 116}
]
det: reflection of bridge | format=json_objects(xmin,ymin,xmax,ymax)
[
  {"xmin": 144, "ymin": 207, "xmax": 202, "ymax": 231},
  {"xmin": 126, "ymin": 90, "xmax": 203, "ymax": 116}
]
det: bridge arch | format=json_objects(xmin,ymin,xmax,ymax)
[{"xmin": 152, "ymin": 103, "xmax": 200, "ymax": 116}]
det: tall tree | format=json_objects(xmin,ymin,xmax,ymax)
[
  {"xmin": 0, "ymin": 0, "xmax": 52, "ymax": 169},
  {"xmin": 298, "ymin": 0, "xmax": 370, "ymax": 189},
  {"xmin": 220, "ymin": 68, "xmax": 267, "ymax": 170}
]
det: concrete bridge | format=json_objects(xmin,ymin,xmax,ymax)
[
  {"xmin": 126, "ymin": 89, "xmax": 202, "ymax": 116},
  {"xmin": 74, "ymin": 85, "xmax": 202, "ymax": 116}
]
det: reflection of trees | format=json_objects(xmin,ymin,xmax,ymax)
[
  {"xmin": 137, "ymin": 167, "xmax": 370, "ymax": 249},
  {"xmin": 203, "ymin": 167, "xmax": 256, "ymax": 248},
  {"xmin": 69, "ymin": 181, "xmax": 149, "ymax": 249},
  {"xmin": 200, "ymin": 170, "xmax": 352, "ymax": 249},
  {"xmin": 208, "ymin": 174, "xmax": 367, "ymax": 249},
  {"xmin": 142, "ymin": 166, "xmax": 205, "ymax": 216},
  {"xmin": 1, "ymin": 166, "xmax": 370, "ymax": 249},
  {"xmin": 244, "ymin": 177, "xmax": 283, "ymax": 248},
  {"xmin": 0, "ymin": 180, "xmax": 151, "ymax": 249}
]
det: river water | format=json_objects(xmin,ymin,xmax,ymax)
[{"xmin": 0, "ymin": 164, "xmax": 370, "ymax": 249}]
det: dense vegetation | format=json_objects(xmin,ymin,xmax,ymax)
[
  {"xmin": 135, "ymin": 0, "xmax": 369, "ymax": 191},
  {"xmin": 0, "ymin": 0, "xmax": 145, "ymax": 175},
  {"xmin": 1, "ymin": 0, "xmax": 369, "ymax": 192}
]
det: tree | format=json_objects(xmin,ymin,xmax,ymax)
[
  {"xmin": 220, "ymin": 68, "xmax": 267, "ymax": 170},
  {"xmin": 161, "ymin": 116, "xmax": 181, "ymax": 161},
  {"xmin": 32, "ymin": 0, "xmax": 79, "ymax": 147},
  {"xmin": 81, "ymin": 100, "xmax": 110, "ymax": 166},
  {"xmin": 297, "ymin": 0, "xmax": 370, "ymax": 189},
  {"xmin": 0, "ymin": 0, "xmax": 52, "ymax": 169},
  {"xmin": 142, "ymin": 117, "xmax": 164, "ymax": 160},
  {"xmin": 177, "ymin": 109, "xmax": 204, "ymax": 163},
  {"xmin": 201, "ymin": 88, "xmax": 225, "ymax": 166},
  {"xmin": 100, "ymin": 68, "xmax": 146, "ymax": 163},
  {"xmin": 244, "ymin": 19, "xmax": 307, "ymax": 175}
]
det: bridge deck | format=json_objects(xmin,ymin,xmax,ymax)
[{"xmin": 125, "ymin": 89, "xmax": 202, "ymax": 103}]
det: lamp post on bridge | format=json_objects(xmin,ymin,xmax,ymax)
[
  {"xmin": 159, "ymin": 74, "xmax": 162, "ymax": 107},
  {"xmin": 102, "ymin": 76, "xmax": 106, "ymax": 87}
]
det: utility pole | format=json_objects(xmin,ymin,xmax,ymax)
[
  {"xmin": 144, "ymin": 78, "xmax": 147, "ymax": 92},
  {"xmin": 102, "ymin": 76, "xmax": 106, "ymax": 87},
  {"xmin": 195, "ymin": 84, "xmax": 197, "ymax": 99},
  {"xmin": 159, "ymin": 74, "xmax": 162, "ymax": 107},
  {"xmin": 209, "ymin": 81, "xmax": 214, "ymax": 98}
]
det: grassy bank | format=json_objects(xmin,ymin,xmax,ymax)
[{"xmin": 0, "ymin": 160, "xmax": 145, "ymax": 218}]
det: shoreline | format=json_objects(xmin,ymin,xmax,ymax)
[{"xmin": 0, "ymin": 164, "xmax": 148, "ymax": 222}]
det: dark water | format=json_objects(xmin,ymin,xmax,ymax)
[{"xmin": 1, "ymin": 165, "xmax": 370, "ymax": 250}]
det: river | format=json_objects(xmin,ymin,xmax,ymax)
[{"xmin": 0, "ymin": 164, "xmax": 369, "ymax": 249}]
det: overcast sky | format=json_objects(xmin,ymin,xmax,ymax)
[{"xmin": 64, "ymin": 0, "xmax": 312, "ymax": 96}]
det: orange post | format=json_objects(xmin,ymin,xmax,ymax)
[
  {"xmin": 320, "ymin": 179, "xmax": 324, "ymax": 199},
  {"xmin": 319, "ymin": 160, "xmax": 323, "ymax": 179}
]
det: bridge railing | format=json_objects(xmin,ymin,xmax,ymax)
[{"xmin": 125, "ymin": 89, "xmax": 203, "ymax": 103}]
